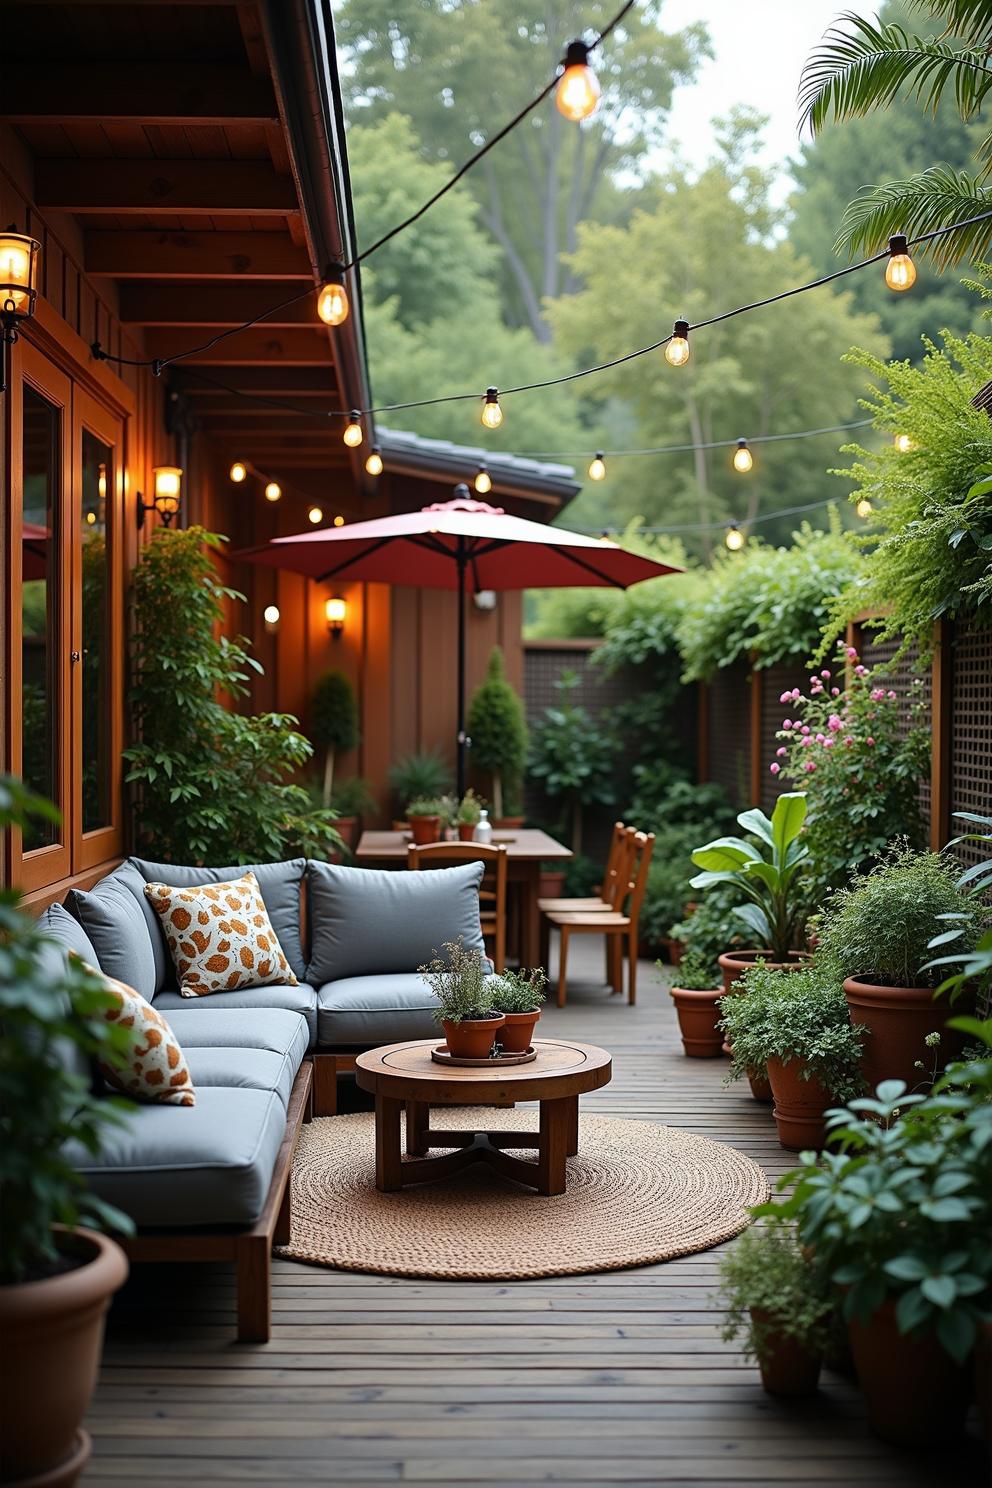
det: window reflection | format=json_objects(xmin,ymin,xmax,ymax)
[
  {"xmin": 81, "ymin": 430, "xmax": 112, "ymax": 832},
  {"xmin": 20, "ymin": 387, "xmax": 59, "ymax": 848}
]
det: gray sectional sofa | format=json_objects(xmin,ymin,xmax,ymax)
[{"xmin": 44, "ymin": 854, "xmax": 487, "ymax": 1340}]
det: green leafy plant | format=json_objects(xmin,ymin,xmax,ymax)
[
  {"xmin": 762, "ymin": 1022, "xmax": 992, "ymax": 1362},
  {"xmin": 0, "ymin": 778, "xmax": 135, "ymax": 1283},
  {"xmin": 388, "ymin": 751, "xmax": 453, "ymax": 811},
  {"xmin": 406, "ymin": 795, "xmax": 447, "ymax": 819},
  {"xmin": 419, "ymin": 938, "xmax": 494, "ymax": 1024},
  {"xmin": 816, "ymin": 844, "xmax": 983, "ymax": 989},
  {"xmin": 719, "ymin": 961, "xmax": 865, "ymax": 1100},
  {"xmin": 124, "ymin": 528, "xmax": 341, "ymax": 864},
  {"xmin": 311, "ymin": 670, "xmax": 360, "ymax": 807},
  {"xmin": 924, "ymin": 812, "xmax": 992, "ymax": 1020},
  {"xmin": 669, "ymin": 948, "xmax": 719, "ymax": 991},
  {"xmin": 489, "ymin": 967, "xmax": 548, "ymax": 1014},
  {"xmin": 528, "ymin": 672, "xmax": 616, "ymax": 853},
  {"xmin": 671, "ymin": 885, "xmax": 743, "ymax": 971},
  {"xmin": 467, "ymin": 647, "xmax": 528, "ymax": 820},
  {"xmin": 716, "ymin": 1218, "xmax": 833, "ymax": 1365},
  {"xmin": 330, "ymin": 776, "xmax": 377, "ymax": 820},
  {"xmin": 690, "ymin": 793, "xmax": 810, "ymax": 961},
  {"xmin": 456, "ymin": 789, "xmax": 483, "ymax": 826}
]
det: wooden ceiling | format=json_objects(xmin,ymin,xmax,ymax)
[{"xmin": 2, "ymin": 0, "xmax": 364, "ymax": 497}]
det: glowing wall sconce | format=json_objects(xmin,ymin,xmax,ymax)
[
  {"xmin": 137, "ymin": 465, "xmax": 183, "ymax": 528},
  {"xmin": 325, "ymin": 595, "xmax": 346, "ymax": 638},
  {"xmin": 263, "ymin": 604, "xmax": 280, "ymax": 633},
  {"xmin": 0, "ymin": 230, "xmax": 41, "ymax": 394}
]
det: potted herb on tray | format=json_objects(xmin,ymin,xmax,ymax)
[
  {"xmin": 419, "ymin": 939, "xmax": 505, "ymax": 1059},
  {"xmin": 490, "ymin": 968, "xmax": 547, "ymax": 1052}
]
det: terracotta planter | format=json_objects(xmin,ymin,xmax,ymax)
[
  {"xmin": 747, "ymin": 1069, "xmax": 773, "ymax": 1103},
  {"xmin": 659, "ymin": 936, "xmax": 686, "ymax": 969},
  {"xmin": 334, "ymin": 815, "xmax": 359, "ymax": 851},
  {"xmin": 457, "ymin": 822, "xmax": 477, "ymax": 842},
  {"xmin": 539, "ymin": 870, "xmax": 566, "ymax": 898},
  {"xmin": 500, "ymin": 1009, "xmax": 540, "ymax": 1053},
  {"xmin": 441, "ymin": 1013, "xmax": 505, "ymax": 1060},
  {"xmin": 0, "ymin": 1226, "xmax": 128, "ymax": 1487},
  {"xmin": 719, "ymin": 948, "xmax": 809, "ymax": 994},
  {"xmin": 750, "ymin": 1309, "xmax": 822, "ymax": 1396},
  {"xmin": 669, "ymin": 986, "xmax": 724, "ymax": 1057},
  {"xmin": 408, "ymin": 814, "xmax": 442, "ymax": 846},
  {"xmin": 848, "ymin": 1299, "xmax": 971, "ymax": 1446},
  {"xmin": 765, "ymin": 1056, "xmax": 832, "ymax": 1150},
  {"xmin": 842, "ymin": 976, "xmax": 968, "ymax": 1093}
]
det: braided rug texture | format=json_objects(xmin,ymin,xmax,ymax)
[{"xmin": 277, "ymin": 1109, "xmax": 769, "ymax": 1279}]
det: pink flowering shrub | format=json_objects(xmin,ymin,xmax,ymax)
[{"xmin": 772, "ymin": 644, "xmax": 929, "ymax": 896}]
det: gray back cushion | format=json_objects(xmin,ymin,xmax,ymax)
[
  {"xmin": 65, "ymin": 876, "xmax": 157, "ymax": 1002},
  {"xmin": 37, "ymin": 909, "xmax": 98, "ymax": 1083},
  {"xmin": 41, "ymin": 901, "xmax": 100, "ymax": 967},
  {"xmin": 129, "ymin": 858, "xmax": 307, "ymax": 983},
  {"xmin": 107, "ymin": 861, "xmax": 170, "ymax": 992},
  {"xmin": 307, "ymin": 861, "xmax": 485, "ymax": 984}
]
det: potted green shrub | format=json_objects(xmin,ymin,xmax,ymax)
[
  {"xmin": 528, "ymin": 672, "xmax": 615, "ymax": 854},
  {"xmin": 419, "ymin": 939, "xmax": 505, "ymax": 1059},
  {"xmin": 719, "ymin": 961, "xmax": 865, "ymax": 1148},
  {"xmin": 716, "ymin": 1220, "xmax": 832, "ymax": 1396},
  {"xmin": 490, "ymin": 968, "xmax": 547, "ymax": 1052},
  {"xmin": 406, "ymin": 796, "xmax": 446, "ymax": 845},
  {"xmin": 388, "ymin": 751, "xmax": 453, "ymax": 826},
  {"xmin": 816, "ymin": 847, "xmax": 983, "ymax": 1091},
  {"xmin": 0, "ymin": 778, "xmax": 134, "ymax": 1486},
  {"xmin": 456, "ymin": 788, "xmax": 483, "ymax": 841},
  {"xmin": 764, "ymin": 1033, "xmax": 992, "ymax": 1446},
  {"xmin": 665, "ymin": 949, "xmax": 724, "ymax": 1058},
  {"xmin": 329, "ymin": 776, "xmax": 377, "ymax": 851},
  {"xmin": 311, "ymin": 669, "xmax": 360, "ymax": 809},
  {"xmin": 467, "ymin": 646, "xmax": 528, "ymax": 824}
]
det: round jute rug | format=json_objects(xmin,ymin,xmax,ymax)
[{"xmin": 277, "ymin": 1109, "xmax": 769, "ymax": 1280}]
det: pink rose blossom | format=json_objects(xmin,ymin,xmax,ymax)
[
  {"xmin": 831, "ymin": 687, "xmax": 840, "ymax": 697},
  {"xmin": 782, "ymin": 718, "xmax": 793, "ymax": 730},
  {"xmin": 866, "ymin": 737, "xmax": 875, "ymax": 747},
  {"xmin": 822, "ymin": 737, "xmax": 834, "ymax": 748},
  {"xmin": 855, "ymin": 664, "xmax": 868, "ymax": 677},
  {"xmin": 803, "ymin": 760, "xmax": 816, "ymax": 773},
  {"xmin": 776, "ymin": 746, "xmax": 787, "ymax": 757},
  {"xmin": 887, "ymin": 690, "xmax": 897, "ymax": 700},
  {"xmin": 828, "ymin": 714, "xmax": 843, "ymax": 732},
  {"xmin": 846, "ymin": 646, "xmax": 858, "ymax": 660},
  {"xmin": 801, "ymin": 736, "xmax": 814, "ymax": 747},
  {"xmin": 821, "ymin": 669, "xmax": 831, "ymax": 680},
  {"xmin": 815, "ymin": 733, "xmax": 826, "ymax": 743},
  {"xmin": 791, "ymin": 688, "xmax": 802, "ymax": 701},
  {"xmin": 801, "ymin": 725, "xmax": 810, "ymax": 735},
  {"xmin": 844, "ymin": 736, "xmax": 853, "ymax": 746},
  {"xmin": 870, "ymin": 687, "xmax": 885, "ymax": 701},
  {"xmin": 780, "ymin": 691, "xmax": 791, "ymax": 704},
  {"xmin": 769, "ymin": 762, "xmax": 781, "ymax": 775}
]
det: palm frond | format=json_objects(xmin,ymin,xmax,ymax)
[
  {"xmin": 799, "ymin": 15, "xmax": 992, "ymax": 136},
  {"xmin": 835, "ymin": 166, "xmax": 992, "ymax": 268},
  {"xmin": 907, "ymin": 0, "xmax": 992, "ymax": 48}
]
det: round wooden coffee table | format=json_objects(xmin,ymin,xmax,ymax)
[{"xmin": 355, "ymin": 1038, "xmax": 612, "ymax": 1196}]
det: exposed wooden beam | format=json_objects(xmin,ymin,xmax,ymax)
[
  {"xmin": 118, "ymin": 282, "xmax": 316, "ymax": 328},
  {"xmin": 37, "ymin": 160, "xmax": 297, "ymax": 216},
  {"xmin": 85, "ymin": 232, "xmax": 311, "ymax": 280},
  {"xmin": 144, "ymin": 327, "xmax": 331, "ymax": 365},
  {"xmin": 0, "ymin": 65, "xmax": 277, "ymax": 125}
]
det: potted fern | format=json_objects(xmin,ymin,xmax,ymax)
[{"xmin": 419, "ymin": 939, "xmax": 504, "ymax": 1059}]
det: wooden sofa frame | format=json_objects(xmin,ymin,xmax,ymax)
[
  {"xmin": 313, "ymin": 1050, "xmax": 356, "ymax": 1116},
  {"xmin": 118, "ymin": 1059, "xmax": 313, "ymax": 1343}
]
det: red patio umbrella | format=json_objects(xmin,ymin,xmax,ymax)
[{"xmin": 238, "ymin": 488, "xmax": 680, "ymax": 794}]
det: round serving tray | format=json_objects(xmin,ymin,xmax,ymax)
[{"xmin": 431, "ymin": 1045, "xmax": 537, "ymax": 1068}]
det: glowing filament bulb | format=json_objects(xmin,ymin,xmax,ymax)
[
  {"xmin": 343, "ymin": 411, "xmax": 363, "ymax": 447},
  {"xmin": 263, "ymin": 605, "xmax": 280, "ymax": 628},
  {"xmin": 885, "ymin": 234, "xmax": 916, "ymax": 292},
  {"xmin": 556, "ymin": 41, "xmax": 601, "ymax": 123},
  {"xmin": 481, "ymin": 387, "xmax": 503, "ymax": 429},
  {"xmin": 333, "ymin": 515, "xmax": 345, "ymax": 527},
  {"xmin": 893, "ymin": 433, "xmax": 915, "ymax": 453},
  {"xmin": 365, "ymin": 446, "xmax": 383, "ymax": 476},
  {"xmin": 588, "ymin": 452, "xmax": 606, "ymax": 482},
  {"xmin": 86, "ymin": 510, "xmax": 97, "ymax": 526},
  {"xmin": 229, "ymin": 461, "xmax": 247, "ymax": 483},
  {"xmin": 725, "ymin": 523, "xmax": 745, "ymax": 552},
  {"xmin": 856, "ymin": 497, "xmax": 873, "ymax": 519},
  {"xmin": 317, "ymin": 275, "xmax": 349, "ymax": 326},
  {"xmin": 264, "ymin": 481, "xmax": 282, "ymax": 503},
  {"xmin": 308, "ymin": 506, "xmax": 323, "ymax": 525},
  {"xmin": 665, "ymin": 320, "xmax": 690, "ymax": 367},
  {"xmin": 474, "ymin": 464, "xmax": 492, "ymax": 495},
  {"xmin": 97, "ymin": 463, "xmax": 107, "ymax": 498},
  {"xmin": 733, "ymin": 439, "xmax": 753, "ymax": 474}
]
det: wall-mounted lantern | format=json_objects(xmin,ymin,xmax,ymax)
[
  {"xmin": 263, "ymin": 604, "xmax": 280, "ymax": 633},
  {"xmin": 0, "ymin": 230, "xmax": 41, "ymax": 394},
  {"xmin": 325, "ymin": 595, "xmax": 346, "ymax": 638},
  {"xmin": 137, "ymin": 466, "xmax": 183, "ymax": 528}
]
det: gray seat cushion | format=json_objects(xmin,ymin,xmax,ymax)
[
  {"xmin": 163, "ymin": 1007, "xmax": 309, "ymax": 1068},
  {"xmin": 184, "ymin": 1046, "xmax": 298, "ymax": 1111},
  {"xmin": 317, "ymin": 973, "xmax": 443, "ymax": 1047},
  {"xmin": 65, "ymin": 875, "xmax": 158, "ymax": 1002},
  {"xmin": 307, "ymin": 861, "xmax": 485, "ymax": 985},
  {"xmin": 154, "ymin": 983, "xmax": 318, "ymax": 1049},
  {"xmin": 129, "ymin": 858, "xmax": 307, "ymax": 983},
  {"xmin": 66, "ymin": 1087, "xmax": 285, "ymax": 1228}
]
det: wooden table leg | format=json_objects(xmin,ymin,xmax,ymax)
[
  {"xmin": 519, "ymin": 861, "xmax": 540, "ymax": 969},
  {"xmin": 406, "ymin": 1099, "xmax": 430, "ymax": 1156},
  {"xmin": 375, "ymin": 1094, "xmax": 404, "ymax": 1191},
  {"xmin": 537, "ymin": 1097, "xmax": 569, "ymax": 1196},
  {"xmin": 563, "ymin": 1094, "xmax": 579, "ymax": 1156}
]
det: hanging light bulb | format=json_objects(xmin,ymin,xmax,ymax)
[
  {"xmin": 885, "ymin": 234, "xmax": 917, "ymax": 292},
  {"xmin": 588, "ymin": 451, "xmax": 606, "ymax": 482},
  {"xmin": 365, "ymin": 446, "xmax": 383, "ymax": 476},
  {"xmin": 342, "ymin": 410, "xmax": 363, "ymax": 447},
  {"xmin": 856, "ymin": 497, "xmax": 873, "ymax": 519},
  {"xmin": 893, "ymin": 432, "xmax": 915, "ymax": 453},
  {"xmin": 474, "ymin": 464, "xmax": 492, "ymax": 495},
  {"xmin": 316, "ymin": 268, "xmax": 349, "ymax": 326},
  {"xmin": 732, "ymin": 439, "xmax": 753, "ymax": 474},
  {"xmin": 86, "ymin": 510, "xmax": 97, "ymax": 526},
  {"xmin": 665, "ymin": 320, "xmax": 690, "ymax": 367},
  {"xmin": 263, "ymin": 604, "xmax": 280, "ymax": 630},
  {"xmin": 308, "ymin": 506, "xmax": 324, "ymax": 525},
  {"xmin": 556, "ymin": 40, "xmax": 601, "ymax": 122},
  {"xmin": 97, "ymin": 462, "xmax": 107, "ymax": 499},
  {"xmin": 481, "ymin": 387, "xmax": 503, "ymax": 430},
  {"xmin": 229, "ymin": 461, "xmax": 248, "ymax": 484},
  {"xmin": 725, "ymin": 523, "xmax": 745, "ymax": 552},
  {"xmin": 333, "ymin": 514, "xmax": 345, "ymax": 527},
  {"xmin": 264, "ymin": 481, "xmax": 282, "ymax": 503}
]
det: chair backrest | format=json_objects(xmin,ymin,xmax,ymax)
[
  {"xmin": 599, "ymin": 821, "xmax": 628, "ymax": 907},
  {"xmin": 608, "ymin": 827, "xmax": 640, "ymax": 911},
  {"xmin": 624, "ymin": 831, "xmax": 656, "ymax": 933},
  {"xmin": 406, "ymin": 841, "xmax": 508, "ymax": 971}
]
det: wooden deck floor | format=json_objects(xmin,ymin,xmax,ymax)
[{"xmin": 86, "ymin": 944, "xmax": 987, "ymax": 1487}]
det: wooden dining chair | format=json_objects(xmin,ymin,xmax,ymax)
[
  {"xmin": 537, "ymin": 821, "xmax": 630, "ymax": 913},
  {"xmin": 406, "ymin": 841, "xmax": 508, "ymax": 973},
  {"xmin": 543, "ymin": 830, "xmax": 655, "ymax": 1008},
  {"xmin": 539, "ymin": 825, "xmax": 637, "ymax": 983}
]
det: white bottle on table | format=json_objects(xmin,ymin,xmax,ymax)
[{"xmin": 475, "ymin": 809, "xmax": 493, "ymax": 845}]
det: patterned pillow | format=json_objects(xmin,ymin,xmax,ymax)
[
  {"xmin": 96, "ymin": 973, "xmax": 196, "ymax": 1107},
  {"xmin": 144, "ymin": 870, "xmax": 298, "ymax": 998}
]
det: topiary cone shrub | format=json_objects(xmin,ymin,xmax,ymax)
[
  {"xmin": 467, "ymin": 646, "xmax": 527, "ymax": 821},
  {"xmin": 311, "ymin": 669, "xmax": 360, "ymax": 808}
]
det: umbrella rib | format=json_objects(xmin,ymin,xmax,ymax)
[
  {"xmin": 315, "ymin": 535, "xmax": 395, "ymax": 583},
  {"xmin": 556, "ymin": 548, "xmax": 630, "ymax": 588}
]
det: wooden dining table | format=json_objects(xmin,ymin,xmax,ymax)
[{"xmin": 354, "ymin": 827, "xmax": 572, "ymax": 970}]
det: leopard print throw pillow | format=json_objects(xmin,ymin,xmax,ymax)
[
  {"xmin": 96, "ymin": 972, "xmax": 196, "ymax": 1106},
  {"xmin": 144, "ymin": 870, "xmax": 298, "ymax": 998}
]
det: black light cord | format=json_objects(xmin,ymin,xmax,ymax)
[
  {"xmin": 591, "ymin": 494, "xmax": 851, "ymax": 537},
  {"xmin": 502, "ymin": 418, "xmax": 876, "ymax": 461}
]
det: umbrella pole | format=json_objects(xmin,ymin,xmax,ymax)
[{"xmin": 457, "ymin": 539, "xmax": 467, "ymax": 799}]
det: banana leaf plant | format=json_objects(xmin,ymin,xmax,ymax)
[{"xmin": 689, "ymin": 792, "xmax": 809, "ymax": 962}]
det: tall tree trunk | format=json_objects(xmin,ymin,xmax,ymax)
[
  {"xmin": 480, "ymin": 158, "xmax": 549, "ymax": 341},
  {"xmin": 322, "ymin": 746, "xmax": 335, "ymax": 809},
  {"xmin": 492, "ymin": 770, "xmax": 504, "ymax": 821},
  {"xmin": 571, "ymin": 796, "xmax": 583, "ymax": 856}
]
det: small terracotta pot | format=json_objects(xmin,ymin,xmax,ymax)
[
  {"xmin": 669, "ymin": 986, "xmax": 724, "ymax": 1057},
  {"xmin": 747, "ymin": 1069, "xmax": 773, "ymax": 1103},
  {"xmin": 334, "ymin": 815, "xmax": 359, "ymax": 851},
  {"xmin": 441, "ymin": 1013, "xmax": 505, "ymax": 1060},
  {"xmin": 719, "ymin": 948, "xmax": 809, "ymax": 994},
  {"xmin": 842, "ymin": 976, "xmax": 967, "ymax": 1093},
  {"xmin": 539, "ymin": 870, "xmax": 566, "ymax": 898},
  {"xmin": 0, "ymin": 1225, "xmax": 129, "ymax": 1486},
  {"xmin": 500, "ymin": 1009, "xmax": 540, "ymax": 1053},
  {"xmin": 765, "ymin": 1056, "xmax": 832, "ymax": 1150},
  {"xmin": 408, "ymin": 814, "xmax": 441, "ymax": 845},
  {"xmin": 750, "ymin": 1309, "xmax": 822, "ymax": 1396},
  {"xmin": 457, "ymin": 822, "xmax": 477, "ymax": 842},
  {"xmin": 848, "ymin": 1299, "xmax": 971, "ymax": 1446}
]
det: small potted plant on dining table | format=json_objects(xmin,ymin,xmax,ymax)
[
  {"xmin": 456, "ymin": 789, "xmax": 483, "ymax": 841},
  {"xmin": 406, "ymin": 796, "xmax": 446, "ymax": 845},
  {"xmin": 490, "ymin": 968, "xmax": 547, "ymax": 1052},
  {"xmin": 419, "ymin": 938, "xmax": 505, "ymax": 1059}
]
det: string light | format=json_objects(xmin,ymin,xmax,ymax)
[
  {"xmin": 732, "ymin": 439, "xmax": 753, "ymax": 474},
  {"xmin": 263, "ymin": 604, "xmax": 280, "ymax": 628},
  {"xmin": 365, "ymin": 446, "xmax": 383, "ymax": 476},
  {"xmin": 481, "ymin": 387, "xmax": 503, "ymax": 430},
  {"xmin": 229, "ymin": 461, "xmax": 248, "ymax": 483},
  {"xmin": 86, "ymin": 510, "xmax": 97, "ymax": 525},
  {"xmin": 885, "ymin": 234, "xmax": 917, "ymax": 292},
  {"xmin": 725, "ymin": 523, "xmax": 745, "ymax": 552},
  {"xmin": 856, "ymin": 497, "xmax": 873, "ymax": 519},
  {"xmin": 308, "ymin": 506, "xmax": 324, "ymax": 525},
  {"xmin": 894, "ymin": 432, "xmax": 915, "ymax": 453},
  {"xmin": 317, "ymin": 269, "xmax": 349, "ymax": 326},
  {"xmin": 343, "ymin": 411, "xmax": 364, "ymax": 447},
  {"xmin": 333, "ymin": 515, "xmax": 345, "ymax": 527},
  {"xmin": 556, "ymin": 41, "xmax": 601, "ymax": 122},
  {"xmin": 264, "ymin": 481, "xmax": 282, "ymax": 503},
  {"xmin": 665, "ymin": 320, "xmax": 690, "ymax": 367},
  {"xmin": 97, "ymin": 463, "xmax": 107, "ymax": 498},
  {"xmin": 474, "ymin": 464, "xmax": 492, "ymax": 494},
  {"xmin": 586, "ymin": 451, "xmax": 606, "ymax": 482}
]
